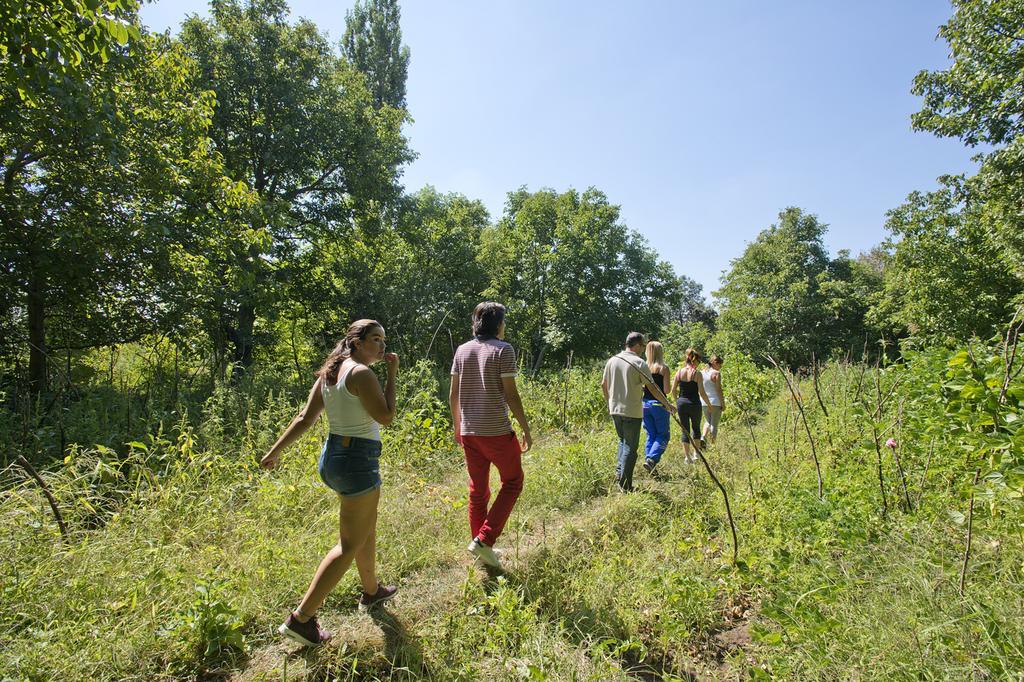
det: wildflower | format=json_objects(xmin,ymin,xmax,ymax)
[{"xmin": 885, "ymin": 438, "xmax": 897, "ymax": 449}]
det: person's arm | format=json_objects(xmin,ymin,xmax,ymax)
[
  {"xmin": 502, "ymin": 376, "xmax": 533, "ymax": 452},
  {"xmin": 669, "ymin": 369, "xmax": 680, "ymax": 400},
  {"xmin": 695, "ymin": 369, "xmax": 712, "ymax": 406},
  {"xmin": 448, "ymin": 372, "xmax": 462, "ymax": 444},
  {"xmin": 601, "ymin": 375, "xmax": 609, "ymax": 402},
  {"xmin": 261, "ymin": 377, "xmax": 325, "ymax": 470},
  {"xmin": 349, "ymin": 354, "xmax": 399, "ymax": 426},
  {"xmin": 715, "ymin": 371, "xmax": 725, "ymax": 410}
]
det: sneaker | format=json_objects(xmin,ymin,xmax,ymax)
[
  {"xmin": 643, "ymin": 458, "xmax": 656, "ymax": 474},
  {"xmin": 358, "ymin": 583, "xmax": 398, "ymax": 612},
  {"xmin": 278, "ymin": 612, "xmax": 332, "ymax": 647},
  {"xmin": 467, "ymin": 538, "xmax": 503, "ymax": 570}
]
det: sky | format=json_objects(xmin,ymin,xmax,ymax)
[{"xmin": 140, "ymin": 1, "xmax": 976, "ymax": 301}]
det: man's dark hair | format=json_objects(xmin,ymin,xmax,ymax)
[
  {"xmin": 472, "ymin": 301, "xmax": 506, "ymax": 338},
  {"xmin": 625, "ymin": 331, "xmax": 645, "ymax": 350}
]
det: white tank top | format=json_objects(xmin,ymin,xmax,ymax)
[
  {"xmin": 321, "ymin": 362, "xmax": 381, "ymax": 440},
  {"xmin": 702, "ymin": 369, "xmax": 723, "ymax": 406}
]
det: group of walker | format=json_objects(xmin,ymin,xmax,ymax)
[
  {"xmin": 260, "ymin": 303, "xmax": 723, "ymax": 647},
  {"xmin": 601, "ymin": 333, "xmax": 725, "ymax": 492}
]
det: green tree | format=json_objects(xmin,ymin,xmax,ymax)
[
  {"xmin": 881, "ymin": 186, "xmax": 1022, "ymax": 339},
  {"xmin": 0, "ymin": 0, "xmax": 141, "ymax": 101},
  {"xmin": 912, "ymin": 0, "xmax": 1024, "ymax": 276},
  {"xmin": 298, "ymin": 186, "xmax": 489, "ymax": 361},
  {"xmin": 1, "ymin": 12, "xmax": 234, "ymax": 393},
  {"xmin": 714, "ymin": 207, "xmax": 880, "ymax": 368},
  {"xmin": 480, "ymin": 187, "xmax": 678, "ymax": 368},
  {"xmin": 179, "ymin": 0, "xmax": 411, "ymax": 377},
  {"xmin": 341, "ymin": 0, "xmax": 410, "ymax": 110}
]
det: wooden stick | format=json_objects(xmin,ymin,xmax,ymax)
[
  {"xmin": 767, "ymin": 355, "xmax": 823, "ymax": 500},
  {"xmin": 16, "ymin": 455, "xmax": 69, "ymax": 543},
  {"xmin": 959, "ymin": 469, "xmax": 980, "ymax": 596}
]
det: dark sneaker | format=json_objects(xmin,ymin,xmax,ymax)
[
  {"xmin": 643, "ymin": 458, "xmax": 656, "ymax": 474},
  {"xmin": 358, "ymin": 584, "xmax": 398, "ymax": 612},
  {"xmin": 279, "ymin": 612, "xmax": 332, "ymax": 647}
]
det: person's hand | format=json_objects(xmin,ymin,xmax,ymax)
[
  {"xmin": 385, "ymin": 352, "xmax": 399, "ymax": 377},
  {"xmin": 453, "ymin": 428, "xmax": 463, "ymax": 446},
  {"xmin": 519, "ymin": 430, "xmax": 533, "ymax": 453},
  {"xmin": 721, "ymin": 404, "xmax": 726, "ymax": 412},
  {"xmin": 260, "ymin": 450, "xmax": 281, "ymax": 470}
]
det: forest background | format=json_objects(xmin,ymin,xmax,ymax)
[{"xmin": 2, "ymin": 0, "xmax": 1024, "ymax": 679}]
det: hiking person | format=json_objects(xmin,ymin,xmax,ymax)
[
  {"xmin": 449, "ymin": 302, "xmax": 532, "ymax": 572},
  {"xmin": 602, "ymin": 332, "xmax": 676, "ymax": 491},
  {"xmin": 671, "ymin": 347, "xmax": 712, "ymax": 463},
  {"xmin": 262, "ymin": 319, "xmax": 399, "ymax": 647},
  {"xmin": 701, "ymin": 355, "xmax": 726, "ymax": 445},
  {"xmin": 641, "ymin": 340, "xmax": 673, "ymax": 474}
]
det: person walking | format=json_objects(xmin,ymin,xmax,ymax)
[
  {"xmin": 701, "ymin": 355, "xmax": 726, "ymax": 445},
  {"xmin": 641, "ymin": 341, "xmax": 673, "ymax": 474},
  {"xmin": 602, "ymin": 332, "xmax": 676, "ymax": 491},
  {"xmin": 671, "ymin": 347, "xmax": 712, "ymax": 463},
  {"xmin": 449, "ymin": 302, "xmax": 532, "ymax": 573},
  {"xmin": 262, "ymin": 319, "xmax": 400, "ymax": 648}
]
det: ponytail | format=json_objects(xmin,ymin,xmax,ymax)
[{"xmin": 317, "ymin": 319, "xmax": 381, "ymax": 383}]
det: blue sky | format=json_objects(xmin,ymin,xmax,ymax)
[{"xmin": 141, "ymin": 1, "xmax": 975, "ymax": 301}]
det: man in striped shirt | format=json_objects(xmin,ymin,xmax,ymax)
[{"xmin": 449, "ymin": 301, "xmax": 532, "ymax": 571}]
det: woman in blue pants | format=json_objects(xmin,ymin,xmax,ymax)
[{"xmin": 641, "ymin": 341, "xmax": 672, "ymax": 473}]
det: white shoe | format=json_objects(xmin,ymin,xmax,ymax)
[{"xmin": 467, "ymin": 538, "xmax": 503, "ymax": 570}]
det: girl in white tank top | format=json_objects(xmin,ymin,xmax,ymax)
[{"xmin": 322, "ymin": 361, "xmax": 381, "ymax": 440}]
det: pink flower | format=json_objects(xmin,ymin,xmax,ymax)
[{"xmin": 885, "ymin": 438, "xmax": 897, "ymax": 449}]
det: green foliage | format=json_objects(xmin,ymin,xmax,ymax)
[
  {"xmin": 714, "ymin": 207, "xmax": 884, "ymax": 369},
  {"xmin": 342, "ymin": 0, "xmax": 411, "ymax": 109},
  {"xmin": 0, "ymin": 0, "xmax": 142, "ymax": 101},
  {"xmin": 481, "ymin": 187, "xmax": 679, "ymax": 369},
  {"xmin": 178, "ymin": 0, "xmax": 412, "ymax": 373},
  {"xmin": 881, "ymin": 184, "xmax": 1023, "ymax": 340}
]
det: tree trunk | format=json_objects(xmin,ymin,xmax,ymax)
[
  {"xmin": 27, "ymin": 266, "xmax": 47, "ymax": 394},
  {"xmin": 229, "ymin": 301, "xmax": 256, "ymax": 382}
]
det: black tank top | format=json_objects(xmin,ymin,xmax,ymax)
[
  {"xmin": 676, "ymin": 368, "xmax": 700, "ymax": 405},
  {"xmin": 642, "ymin": 371, "xmax": 665, "ymax": 401}
]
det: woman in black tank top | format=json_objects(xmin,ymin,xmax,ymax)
[
  {"xmin": 671, "ymin": 347, "xmax": 712, "ymax": 462},
  {"xmin": 642, "ymin": 341, "xmax": 672, "ymax": 471}
]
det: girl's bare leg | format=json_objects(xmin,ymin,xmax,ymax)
[{"xmin": 295, "ymin": 488, "xmax": 380, "ymax": 619}]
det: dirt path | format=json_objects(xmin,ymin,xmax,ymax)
[{"xmin": 226, "ymin": 441, "xmax": 757, "ymax": 681}]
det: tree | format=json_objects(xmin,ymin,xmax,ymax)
[
  {"xmin": 0, "ymin": 0, "xmax": 141, "ymax": 102},
  {"xmin": 179, "ymin": 0, "xmax": 411, "ymax": 378},
  {"xmin": 714, "ymin": 207, "xmax": 881, "ymax": 368},
  {"xmin": 0, "ymin": 10, "xmax": 233, "ymax": 393},
  {"xmin": 341, "ymin": 0, "xmax": 410, "ymax": 110},
  {"xmin": 480, "ymin": 187, "xmax": 678, "ymax": 368},
  {"xmin": 667, "ymin": 275, "xmax": 717, "ymax": 328},
  {"xmin": 912, "ymin": 0, "xmax": 1024, "ymax": 277},
  {"xmin": 296, "ymin": 186, "xmax": 489, "ymax": 361},
  {"xmin": 880, "ymin": 186, "xmax": 1022, "ymax": 339}
]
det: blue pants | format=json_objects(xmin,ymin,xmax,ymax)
[{"xmin": 642, "ymin": 399, "xmax": 671, "ymax": 464}]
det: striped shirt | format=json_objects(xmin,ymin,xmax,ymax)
[{"xmin": 451, "ymin": 337, "xmax": 518, "ymax": 436}]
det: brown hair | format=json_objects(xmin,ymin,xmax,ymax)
[
  {"xmin": 472, "ymin": 301, "xmax": 506, "ymax": 338},
  {"xmin": 317, "ymin": 319, "xmax": 382, "ymax": 383},
  {"xmin": 709, "ymin": 354, "xmax": 723, "ymax": 366},
  {"xmin": 685, "ymin": 347, "xmax": 701, "ymax": 366}
]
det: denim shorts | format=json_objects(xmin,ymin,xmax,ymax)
[{"xmin": 318, "ymin": 434, "xmax": 382, "ymax": 497}]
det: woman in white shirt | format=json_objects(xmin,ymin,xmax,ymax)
[
  {"xmin": 260, "ymin": 319, "xmax": 399, "ymax": 647},
  {"xmin": 701, "ymin": 355, "xmax": 725, "ymax": 444}
]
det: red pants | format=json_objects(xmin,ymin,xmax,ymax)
[{"xmin": 461, "ymin": 432, "xmax": 524, "ymax": 546}]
